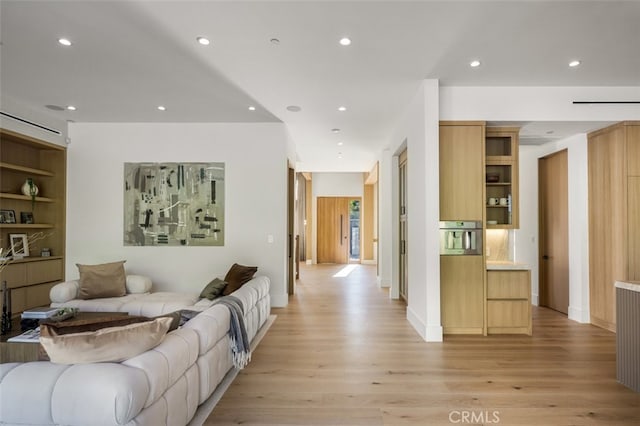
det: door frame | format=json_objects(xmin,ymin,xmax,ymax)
[{"xmin": 538, "ymin": 149, "xmax": 569, "ymax": 314}]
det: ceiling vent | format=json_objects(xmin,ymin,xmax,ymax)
[
  {"xmin": 573, "ymin": 101, "xmax": 640, "ymax": 104},
  {"xmin": 0, "ymin": 111, "xmax": 62, "ymax": 135}
]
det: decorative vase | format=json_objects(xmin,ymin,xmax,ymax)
[
  {"xmin": 1, "ymin": 281, "xmax": 11, "ymax": 334},
  {"xmin": 21, "ymin": 178, "xmax": 39, "ymax": 198}
]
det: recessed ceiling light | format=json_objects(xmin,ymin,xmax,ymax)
[
  {"xmin": 270, "ymin": 38, "xmax": 280, "ymax": 45},
  {"xmin": 338, "ymin": 106, "xmax": 347, "ymax": 112},
  {"xmin": 569, "ymin": 60, "xmax": 581, "ymax": 67},
  {"xmin": 196, "ymin": 37, "xmax": 210, "ymax": 46},
  {"xmin": 248, "ymin": 106, "xmax": 256, "ymax": 111},
  {"xmin": 546, "ymin": 130, "xmax": 555, "ymax": 135},
  {"xmin": 337, "ymin": 142, "xmax": 344, "ymax": 146},
  {"xmin": 58, "ymin": 38, "xmax": 72, "ymax": 46},
  {"xmin": 286, "ymin": 105, "xmax": 301, "ymax": 112},
  {"xmin": 339, "ymin": 37, "xmax": 351, "ymax": 46},
  {"xmin": 331, "ymin": 128, "xmax": 341, "ymax": 133},
  {"xmin": 470, "ymin": 60, "xmax": 481, "ymax": 68},
  {"xmin": 66, "ymin": 105, "xmax": 76, "ymax": 111},
  {"xmin": 157, "ymin": 105, "xmax": 166, "ymax": 111},
  {"xmin": 338, "ymin": 152, "xmax": 343, "ymax": 159}
]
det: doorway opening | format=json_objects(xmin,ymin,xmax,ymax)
[{"xmin": 349, "ymin": 200, "xmax": 361, "ymax": 262}]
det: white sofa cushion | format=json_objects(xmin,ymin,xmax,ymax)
[
  {"xmin": 126, "ymin": 274, "xmax": 153, "ymax": 294},
  {"xmin": 51, "ymin": 363, "xmax": 150, "ymax": 425},
  {"xmin": 123, "ymin": 327, "xmax": 199, "ymax": 408},
  {"xmin": 184, "ymin": 304, "xmax": 231, "ymax": 355},
  {"xmin": 1, "ymin": 362, "xmax": 71, "ymax": 425},
  {"xmin": 50, "ymin": 280, "xmax": 80, "ymax": 303}
]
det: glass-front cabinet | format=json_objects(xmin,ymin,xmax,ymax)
[{"xmin": 485, "ymin": 128, "xmax": 519, "ymax": 229}]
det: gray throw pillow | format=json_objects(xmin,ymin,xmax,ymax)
[{"xmin": 199, "ymin": 278, "xmax": 227, "ymax": 300}]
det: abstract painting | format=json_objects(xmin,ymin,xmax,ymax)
[{"xmin": 124, "ymin": 162, "xmax": 225, "ymax": 246}]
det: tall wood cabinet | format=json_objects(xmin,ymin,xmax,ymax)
[
  {"xmin": 439, "ymin": 122, "xmax": 485, "ymax": 221},
  {"xmin": 0, "ymin": 128, "xmax": 66, "ymax": 316},
  {"xmin": 439, "ymin": 121, "xmax": 486, "ymax": 335},
  {"xmin": 588, "ymin": 121, "xmax": 640, "ymax": 332}
]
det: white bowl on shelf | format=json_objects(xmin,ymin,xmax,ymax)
[{"xmin": 487, "ymin": 220, "xmax": 498, "ymax": 225}]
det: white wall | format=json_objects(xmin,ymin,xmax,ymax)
[
  {"xmin": 310, "ymin": 172, "xmax": 364, "ymax": 263},
  {"xmin": 382, "ymin": 79, "xmax": 442, "ymax": 342},
  {"xmin": 66, "ymin": 123, "xmax": 290, "ymax": 307}
]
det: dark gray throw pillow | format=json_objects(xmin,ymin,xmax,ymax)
[{"xmin": 199, "ymin": 278, "xmax": 227, "ymax": 300}]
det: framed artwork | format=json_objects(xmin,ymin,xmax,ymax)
[
  {"xmin": 9, "ymin": 233, "xmax": 29, "ymax": 258},
  {"xmin": 20, "ymin": 211, "xmax": 34, "ymax": 224},
  {"xmin": 123, "ymin": 162, "xmax": 225, "ymax": 246},
  {"xmin": 0, "ymin": 209, "xmax": 16, "ymax": 224}
]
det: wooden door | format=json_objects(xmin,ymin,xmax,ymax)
[
  {"xmin": 539, "ymin": 150, "xmax": 569, "ymax": 314},
  {"xmin": 317, "ymin": 197, "xmax": 350, "ymax": 264},
  {"xmin": 439, "ymin": 123, "xmax": 484, "ymax": 221}
]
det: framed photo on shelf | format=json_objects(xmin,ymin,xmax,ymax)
[
  {"xmin": 0, "ymin": 209, "xmax": 16, "ymax": 224},
  {"xmin": 20, "ymin": 211, "xmax": 34, "ymax": 224},
  {"xmin": 9, "ymin": 233, "xmax": 29, "ymax": 258}
]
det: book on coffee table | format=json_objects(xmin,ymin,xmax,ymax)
[
  {"xmin": 7, "ymin": 327, "xmax": 41, "ymax": 343},
  {"xmin": 21, "ymin": 307, "xmax": 59, "ymax": 319}
]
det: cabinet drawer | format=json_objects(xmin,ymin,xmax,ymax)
[
  {"xmin": 0, "ymin": 263, "xmax": 27, "ymax": 288},
  {"xmin": 26, "ymin": 282, "xmax": 57, "ymax": 308},
  {"xmin": 27, "ymin": 259, "xmax": 63, "ymax": 285},
  {"xmin": 487, "ymin": 270, "xmax": 530, "ymax": 299},
  {"xmin": 487, "ymin": 300, "xmax": 530, "ymax": 327}
]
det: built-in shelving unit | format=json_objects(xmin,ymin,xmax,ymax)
[
  {"xmin": 0, "ymin": 128, "xmax": 66, "ymax": 316},
  {"xmin": 485, "ymin": 127, "xmax": 519, "ymax": 229}
]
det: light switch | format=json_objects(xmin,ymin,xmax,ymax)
[{"xmin": 267, "ymin": 234, "xmax": 274, "ymax": 244}]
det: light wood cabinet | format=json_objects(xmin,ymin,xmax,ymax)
[
  {"xmin": 486, "ymin": 270, "xmax": 532, "ymax": 335},
  {"xmin": 588, "ymin": 121, "xmax": 640, "ymax": 331},
  {"xmin": 439, "ymin": 122, "xmax": 485, "ymax": 221},
  {"xmin": 0, "ymin": 128, "xmax": 66, "ymax": 316},
  {"xmin": 485, "ymin": 127, "xmax": 519, "ymax": 229},
  {"xmin": 441, "ymin": 256, "xmax": 485, "ymax": 334}
]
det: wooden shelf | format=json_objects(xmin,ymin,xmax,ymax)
[
  {"xmin": 0, "ymin": 162, "xmax": 54, "ymax": 177},
  {"xmin": 0, "ymin": 193, "xmax": 54, "ymax": 203},
  {"xmin": 1, "ymin": 255, "xmax": 63, "ymax": 264},
  {"xmin": 0, "ymin": 224, "xmax": 54, "ymax": 229},
  {"xmin": 486, "ymin": 182, "xmax": 512, "ymax": 186},
  {"xmin": 487, "ymin": 205, "xmax": 509, "ymax": 208}
]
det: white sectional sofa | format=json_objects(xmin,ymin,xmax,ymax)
[{"xmin": 0, "ymin": 276, "xmax": 270, "ymax": 426}]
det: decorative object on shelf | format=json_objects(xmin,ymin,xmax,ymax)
[
  {"xmin": 20, "ymin": 211, "xmax": 34, "ymax": 224},
  {"xmin": 41, "ymin": 247, "xmax": 51, "ymax": 257},
  {"xmin": 123, "ymin": 162, "xmax": 225, "ymax": 246},
  {"xmin": 486, "ymin": 173, "xmax": 500, "ymax": 183},
  {"xmin": 1, "ymin": 281, "xmax": 12, "ymax": 334},
  {"xmin": 0, "ymin": 209, "xmax": 16, "ymax": 224},
  {"xmin": 9, "ymin": 233, "xmax": 29, "ymax": 258},
  {"xmin": 21, "ymin": 177, "xmax": 39, "ymax": 210}
]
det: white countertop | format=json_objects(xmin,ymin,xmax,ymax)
[
  {"xmin": 486, "ymin": 261, "xmax": 531, "ymax": 271},
  {"xmin": 615, "ymin": 281, "xmax": 640, "ymax": 293}
]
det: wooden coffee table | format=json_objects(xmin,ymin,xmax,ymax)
[{"xmin": 0, "ymin": 312, "xmax": 128, "ymax": 363}]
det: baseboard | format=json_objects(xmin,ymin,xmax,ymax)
[
  {"xmin": 361, "ymin": 260, "xmax": 377, "ymax": 265},
  {"xmin": 305, "ymin": 260, "xmax": 312, "ymax": 265},
  {"xmin": 531, "ymin": 293, "xmax": 539, "ymax": 306},
  {"xmin": 188, "ymin": 315, "xmax": 277, "ymax": 426},
  {"xmin": 270, "ymin": 293, "xmax": 288, "ymax": 308},
  {"xmin": 568, "ymin": 305, "xmax": 591, "ymax": 324}
]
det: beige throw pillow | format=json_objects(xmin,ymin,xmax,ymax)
[
  {"xmin": 40, "ymin": 317, "xmax": 173, "ymax": 364},
  {"xmin": 77, "ymin": 260, "xmax": 127, "ymax": 299}
]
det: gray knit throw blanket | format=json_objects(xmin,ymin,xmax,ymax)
[{"xmin": 213, "ymin": 295, "xmax": 251, "ymax": 369}]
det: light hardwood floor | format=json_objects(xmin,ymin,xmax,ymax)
[{"xmin": 206, "ymin": 264, "xmax": 640, "ymax": 425}]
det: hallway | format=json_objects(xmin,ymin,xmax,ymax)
[{"xmin": 206, "ymin": 264, "xmax": 640, "ymax": 425}]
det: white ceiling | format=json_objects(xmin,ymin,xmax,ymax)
[{"xmin": 1, "ymin": 1, "xmax": 639, "ymax": 171}]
